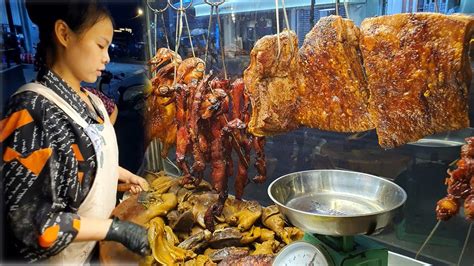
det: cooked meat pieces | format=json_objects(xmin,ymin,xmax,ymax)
[
  {"xmin": 218, "ymin": 254, "xmax": 274, "ymax": 266},
  {"xmin": 436, "ymin": 136, "xmax": 474, "ymax": 221},
  {"xmin": 298, "ymin": 15, "xmax": 374, "ymax": 132},
  {"xmin": 243, "ymin": 30, "xmax": 303, "ymax": 137},
  {"xmin": 360, "ymin": 13, "xmax": 474, "ymax": 148}
]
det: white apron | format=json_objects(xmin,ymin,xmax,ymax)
[{"xmin": 14, "ymin": 83, "xmax": 119, "ymax": 265}]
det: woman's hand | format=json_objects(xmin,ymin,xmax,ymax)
[
  {"xmin": 118, "ymin": 167, "xmax": 149, "ymax": 194},
  {"xmin": 105, "ymin": 217, "xmax": 150, "ymax": 256},
  {"xmin": 127, "ymin": 174, "xmax": 149, "ymax": 194}
]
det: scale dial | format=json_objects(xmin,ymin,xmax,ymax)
[{"xmin": 273, "ymin": 241, "xmax": 333, "ymax": 266}]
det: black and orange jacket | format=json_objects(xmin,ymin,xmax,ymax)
[{"xmin": 1, "ymin": 70, "xmax": 104, "ymax": 262}]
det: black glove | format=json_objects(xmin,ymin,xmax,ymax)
[{"xmin": 105, "ymin": 217, "xmax": 150, "ymax": 256}]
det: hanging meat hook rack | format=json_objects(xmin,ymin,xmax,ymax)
[
  {"xmin": 167, "ymin": 0, "xmax": 195, "ymax": 85},
  {"xmin": 203, "ymin": 0, "xmax": 227, "ymax": 80},
  {"xmin": 146, "ymin": 0, "xmax": 171, "ymax": 51},
  {"xmin": 168, "ymin": 0, "xmax": 195, "ymax": 59}
]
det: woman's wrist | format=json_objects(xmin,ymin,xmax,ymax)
[
  {"xmin": 75, "ymin": 217, "xmax": 113, "ymax": 241},
  {"xmin": 118, "ymin": 166, "xmax": 133, "ymax": 183}
]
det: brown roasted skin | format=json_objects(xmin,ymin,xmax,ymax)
[
  {"xmin": 360, "ymin": 13, "xmax": 474, "ymax": 148},
  {"xmin": 436, "ymin": 137, "xmax": 474, "ymax": 221},
  {"xmin": 144, "ymin": 82, "xmax": 177, "ymax": 156},
  {"xmin": 243, "ymin": 30, "xmax": 302, "ymax": 137},
  {"xmin": 145, "ymin": 48, "xmax": 182, "ymax": 155},
  {"xmin": 230, "ymin": 79, "xmax": 252, "ymax": 199},
  {"xmin": 436, "ymin": 196, "xmax": 460, "ymax": 221},
  {"xmin": 176, "ymin": 84, "xmax": 192, "ymax": 179},
  {"xmin": 298, "ymin": 15, "xmax": 373, "ymax": 132},
  {"xmin": 252, "ymin": 136, "xmax": 266, "ymax": 184},
  {"xmin": 186, "ymin": 76, "xmax": 212, "ymax": 186},
  {"xmin": 177, "ymin": 57, "xmax": 206, "ymax": 85},
  {"xmin": 204, "ymin": 86, "xmax": 231, "ymax": 231}
]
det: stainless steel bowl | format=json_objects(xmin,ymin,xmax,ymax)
[{"xmin": 268, "ymin": 170, "xmax": 407, "ymax": 236}]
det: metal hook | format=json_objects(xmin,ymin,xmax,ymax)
[
  {"xmin": 343, "ymin": 0, "xmax": 350, "ymax": 19},
  {"xmin": 280, "ymin": 0, "xmax": 294, "ymax": 57},
  {"xmin": 168, "ymin": 0, "xmax": 193, "ymax": 11},
  {"xmin": 203, "ymin": 0, "xmax": 227, "ymax": 79},
  {"xmin": 147, "ymin": 0, "xmax": 171, "ymax": 50},
  {"xmin": 204, "ymin": 6, "xmax": 215, "ymax": 65},
  {"xmin": 275, "ymin": 0, "xmax": 294, "ymax": 59},
  {"xmin": 215, "ymin": 6, "xmax": 227, "ymax": 79},
  {"xmin": 275, "ymin": 0, "xmax": 281, "ymax": 59},
  {"xmin": 146, "ymin": 0, "xmax": 169, "ymax": 13},
  {"xmin": 167, "ymin": 0, "xmax": 196, "ymax": 58},
  {"xmin": 204, "ymin": 0, "xmax": 224, "ymax": 7},
  {"xmin": 183, "ymin": 11, "xmax": 196, "ymax": 57}
]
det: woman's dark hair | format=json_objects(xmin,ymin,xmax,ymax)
[{"xmin": 25, "ymin": 0, "xmax": 113, "ymax": 79}]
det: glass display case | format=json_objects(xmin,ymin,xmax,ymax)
[{"xmin": 143, "ymin": 0, "xmax": 474, "ymax": 265}]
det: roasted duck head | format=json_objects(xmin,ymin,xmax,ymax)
[
  {"xmin": 149, "ymin": 47, "xmax": 182, "ymax": 73},
  {"xmin": 177, "ymin": 57, "xmax": 206, "ymax": 84},
  {"xmin": 200, "ymin": 89, "xmax": 228, "ymax": 119}
]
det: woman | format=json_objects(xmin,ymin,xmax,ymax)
[{"xmin": 1, "ymin": 0, "xmax": 149, "ymax": 263}]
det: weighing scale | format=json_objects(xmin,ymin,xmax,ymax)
[
  {"xmin": 273, "ymin": 234, "xmax": 388, "ymax": 266},
  {"xmin": 268, "ymin": 170, "xmax": 407, "ymax": 266}
]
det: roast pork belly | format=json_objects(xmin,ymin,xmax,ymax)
[
  {"xmin": 298, "ymin": 15, "xmax": 374, "ymax": 132},
  {"xmin": 243, "ymin": 30, "xmax": 303, "ymax": 137},
  {"xmin": 360, "ymin": 13, "xmax": 474, "ymax": 148}
]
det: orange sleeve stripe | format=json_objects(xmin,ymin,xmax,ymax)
[
  {"xmin": 77, "ymin": 172, "xmax": 84, "ymax": 183},
  {"xmin": 0, "ymin": 109, "xmax": 34, "ymax": 142},
  {"xmin": 73, "ymin": 219, "xmax": 81, "ymax": 232},
  {"xmin": 3, "ymin": 147, "xmax": 21, "ymax": 162},
  {"xmin": 38, "ymin": 224, "xmax": 60, "ymax": 248},
  {"xmin": 71, "ymin": 144, "xmax": 85, "ymax": 161},
  {"xmin": 18, "ymin": 148, "xmax": 53, "ymax": 176}
]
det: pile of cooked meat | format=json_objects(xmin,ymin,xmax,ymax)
[
  {"xmin": 244, "ymin": 13, "xmax": 474, "ymax": 148},
  {"xmin": 109, "ymin": 172, "xmax": 304, "ymax": 265}
]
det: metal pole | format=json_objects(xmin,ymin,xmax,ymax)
[
  {"xmin": 154, "ymin": 12, "xmax": 158, "ymax": 53},
  {"xmin": 145, "ymin": 0, "xmax": 154, "ymax": 63}
]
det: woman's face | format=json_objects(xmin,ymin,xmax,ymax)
[{"xmin": 65, "ymin": 17, "xmax": 113, "ymax": 83}]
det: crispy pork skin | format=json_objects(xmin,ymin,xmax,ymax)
[
  {"xmin": 360, "ymin": 13, "xmax": 474, "ymax": 148},
  {"xmin": 243, "ymin": 30, "xmax": 303, "ymax": 137},
  {"xmin": 298, "ymin": 15, "xmax": 374, "ymax": 132}
]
